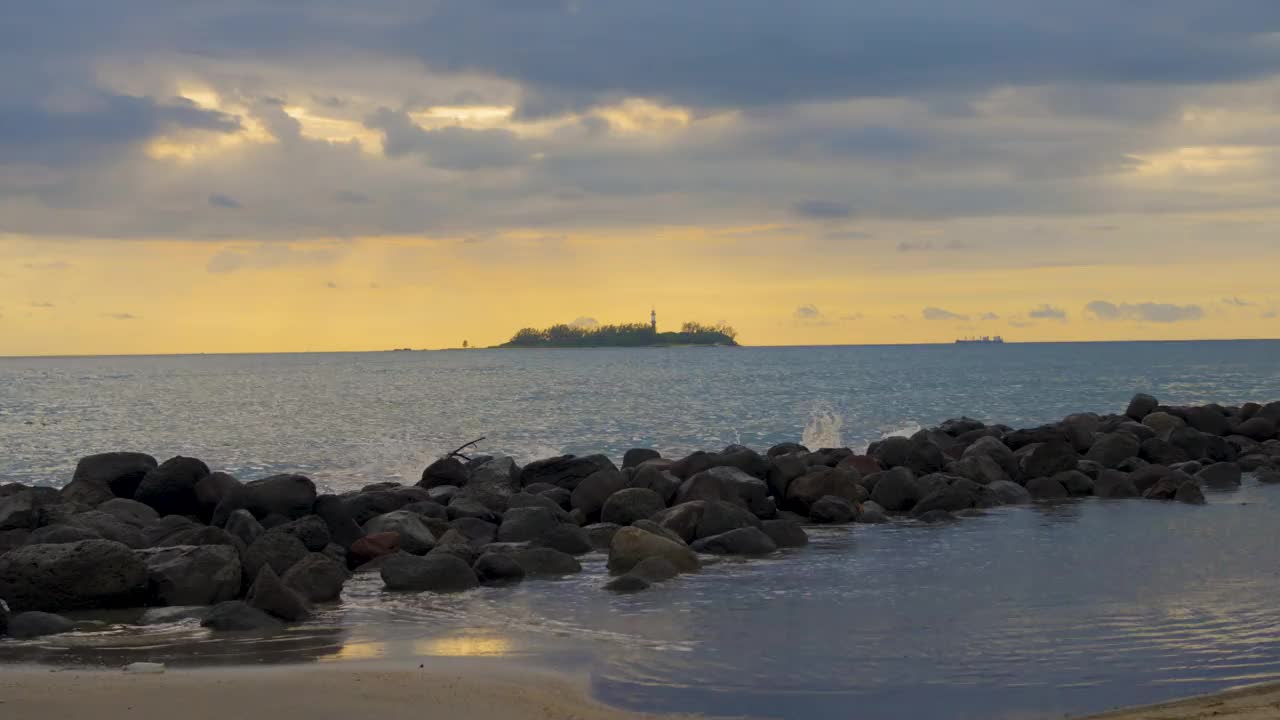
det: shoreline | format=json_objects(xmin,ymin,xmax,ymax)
[{"xmin": 2, "ymin": 664, "xmax": 1279, "ymax": 720}]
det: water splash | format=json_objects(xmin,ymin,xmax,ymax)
[{"xmin": 801, "ymin": 402, "xmax": 844, "ymax": 449}]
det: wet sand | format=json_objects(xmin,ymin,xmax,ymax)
[
  {"xmin": 1081, "ymin": 682, "xmax": 1280, "ymax": 719},
  {"xmin": 0, "ymin": 664, "xmax": 692, "ymax": 720}
]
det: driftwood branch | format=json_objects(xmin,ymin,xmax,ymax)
[{"xmin": 445, "ymin": 436, "xmax": 486, "ymax": 461}]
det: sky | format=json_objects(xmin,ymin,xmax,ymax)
[{"xmin": 2, "ymin": 1, "xmax": 1280, "ymax": 355}]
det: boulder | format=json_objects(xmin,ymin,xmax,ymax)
[
  {"xmin": 1143, "ymin": 472, "xmax": 1195, "ymax": 500},
  {"xmin": 961, "ymin": 436, "xmax": 1018, "ymax": 479},
  {"xmin": 917, "ymin": 510, "xmax": 958, "ymax": 524},
  {"xmin": 1196, "ymin": 462, "xmax": 1243, "ymax": 487},
  {"xmin": 473, "ymin": 553, "xmax": 525, "ymax": 586},
  {"xmin": 0, "ymin": 539, "xmax": 148, "ymax": 612},
  {"xmin": 311, "ymin": 495, "xmax": 364, "ymax": 549},
  {"xmin": 1237, "ymin": 417, "xmax": 1278, "ymax": 442},
  {"xmin": 785, "ymin": 467, "xmax": 864, "ymax": 515},
  {"xmin": 1142, "ymin": 412, "xmax": 1185, "ymax": 436},
  {"xmin": 760, "ymin": 518, "xmax": 809, "ymax": 548},
  {"xmin": 281, "ymin": 553, "xmax": 348, "ymax": 603},
  {"xmin": 1020, "ymin": 442, "xmax": 1080, "ymax": 480},
  {"xmin": 607, "ymin": 527, "xmax": 700, "ymax": 575},
  {"xmin": 138, "ymin": 544, "xmax": 242, "ymax": 606},
  {"xmin": 569, "ymin": 469, "xmax": 627, "ymax": 519},
  {"xmin": 626, "ymin": 465, "xmax": 681, "ymax": 504},
  {"xmin": 506, "ymin": 492, "xmax": 570, "ymax": 520},
  {"xmin": 766, "ymin": 453, "xmax": 809, "ymax": 500},
  {"xmin": 1255, "ymin": 469, "xmax": 1280, "ymax": 484},
  {"xmin": 510, "ymin": 547, "xmax": 582, "ymax": 576},
  {"xmin": 1126, "ymin": 393, "xmax": 1159, "ymax": 420},
  {"xmin": 1053, "ymin": 470, "xmax": 1095, "ymax": 497},
  {"xmin": 419, "ymin": 457, "xmax": 468, "ymax": 489},
  {"xmin": 381, "ymin": 552, "xmax": 479, "ymax": 592},
  {"xmin": 986, "ymin": 480, "xmax": 1032, "ymax": 505},
  {"xmin": 629, "ymin": 556, "xmax": 680, "ymax": 583},
  {"xmin": 584, "ymin": 522, "xmax": 622, "ymax": 551},
  {"xmin": 697, "ymin": 466, "xmax": 773, "ymax": 517},
  {"xmin": 869, "ymin": 467, "xmax": 917, "ymax": 512},
  {"xmin": 273, "ymin": 515, "xmax": 331, "ymax": 552},
  {"xmin": 448, "ymin": 517, "xmax": 498, "ymax": 545},
  {"xmin": 520, "ymin": 455, "xmax": 616, "ymax": 491},
  {"xmin": 97, "ymin": 498, "xmax": 159, "ymax": 528},
  {"xmin": 911, "ymin": 485, "xmax": 977, "ymax": 515},
  {"xmin": 194, "ymin": 472, "xmax": 242, "ymax": 520},
  {"xmin": 225, "ymin": 509, "xmax": 265, "ymax": 547},
  {"xmin": 855, "ymin": 500, "xmax": 891, "ymax": 522},
  {"xmin": 1085, "ymin": 433, "xmax": 1141, "ymax": 469},
  {"xmin": 1174, "ymin": 482, "xmax": 1206, "ymax": 505},
  {"xmin": 242, "ymin": 474, "xmax": 316, "ymax": 520},
  {"xmin": 66, "ymin": 511, "xmax": 146, "ymax": 548},
  {"xmin": 8, "ymin": 611, "xmax": 75, "ymax": 639},
  {"xmin": 1093, "ymin": 470, "xmax": 1139, "ymax": 499},
  {"xmin": 652, "ymin": 502, "xmax": 704, "ymax": 543},
  {"xmin": 340, "ymin": 488, "xmax": 431, "ymax": 526},
  {"xmin": 133, "ymin": 456, "xmax": 210, "ymax": 516},
  {"xmin": 691, "ymin": 527, "xmax": 777, "ymax": 556},
  {"xmin": 534, "ymin": 524, "xmax": 593, "ymax": 555},
  {"xmin": 1025, "ymin": 476, "xmax": 1069, "ymax": 500},
  {"xmin": 25, "ymin": 525, "xmax": 101, "ymax": 545},
  {"xmin": 1166, "ymin": 427, "xmax": 1211, "ymax": 460},
  {"xmin": 242, "ymin": 531, "xmax": 309, "ymax": 580},
  {"xmin": 601, "ymin": 488, "xmax": 666, "ymax": 526},
  {"xmin": 767, "ymin": 442, "xmax": 809, "ymax": 458},
  {"xmin": 869, "ymin": 436, "xmax": 912, "ymax": 469},
  {"xmin": 623, "ymin": 449, "xmax": 661, "ymax": 468},
  {"xmin": 1186, "ymin": 406, "xmax": 1230, "ymax": 436},
  {"xmin": 63, "ymin": 452, "xmax": 158, "ymax": 505},
  {"xmin": 1130, "ymin": 465, "xmax": 1173, "ymax": 494},
  {"xmin": 363, "ymin": 511, "xmax": 437, "ymax": 554},
  {"xmin": 0, "ymin": 490, "xmax": 41, "ymax": 531},
  {"xmin": 947, "ymin": 454, "xmax": 1010, "ymax": 486},
  {"xmin": 633, "ymin": 519, "xmax": 688, "ymax": 546},
  {"xmin": 604, "ymin": 574, "xmax": 651, "ymax": 593},
  {"xmin": 496, "ymin": 507, "xmax": 561, "ymax": 543},
  {"xmin": 809, "ymin": 495, "xmax": 857, "ymax": 523},
  {"xmin": 695, "ymin": 501, "xmax": 761, "ymax": 540},
  {"xmin": 466, "ymin": 456, "xmax": 522, "ymax": 496},
  {"xmin": 246, "ymin": 566, "xmax": 311, "ymax": 622},
  {"xmin": 201, "ymin": 601, "xmax": 284, "ymax": 632}
]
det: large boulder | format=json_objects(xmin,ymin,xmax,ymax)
[
  {"xmin": 607, "ymin": 526, "xmax": 700, "ymax": 575},
  {"xmin": 695, "ymin": 466, "xmax": 773, "ymax": 516},
  {"xmin": 584, "ymin": 522, "xmax": 621, "ymax": 551},
  {"xmin": 1174, "ymin": 482, "xmax": 1207, "ymax": 505},
  {"xmin": 601, "ymin": 488, "xmax": 666, "ymax": 526},
  {"xmin": 472, "ymin": 553, "xmax": 525, "ymax": 586},
  {"xmin": 569, "ymin": 469, "xmax": 626, "ymax": 518},
  {"xmin": 1020, "ymin": 442, "xmax": 1080, "ymax": 480},
  {"xmin": 869, "ymin": 467, "xmax": 917, "ymax": 512},
  {"xmin": 381, "ymin": 552, "xmax": 479, "ymax": 592},
  {"xmin": 419, "ymin": 457, "xmax": 468, "ymax": 489},
  {"xmin": 138, "ymin": 544, "xmax": 242, "ymax": 606},
  {"xmin": 1093, "ymin": 470, "xmax": 1139, "ymax": 499},
  {"xmin": 1237, "ymin": 417, "xmax": 1278, "ymax": 442},
  {"xmin": 1053, "ymin": 470, "xmax": 1095, "ymax": 496},
  {"xmin": 273, "ymin": 515, "xmax": 331, "ymax": 552},
  {"xmin": 348, "ymin": 532, "xmax": 400, "ymax": 569},
  {"xmin": 785, "ymin": 467, "xmax": 864, "ymax": 515},
  {"xmin": 225, "ymin": 509, "xmax": 265, "ymax": 547},
  {"xmin": 911, "ymin": 485, "xmax": 977, "ymax": 516},
  {"xmin": 520, "ymin": 455, "xmax": 616, "ymax": 491},
  {"xmin": 465, "ymin": 456, "xmax": 522, "ymax": 496},
  {"xmin": 496, "ymin": 507, "xmax": 561, "ymax": 543},
  {"xmin": 986, "ymin": 480, "xmax": 1032, "ymax": 505},
  {"xmin": 363, "ymin": 511, "xmax": 436, "ymax": 555},
  {"xmin": 194, "ymin": 472, "xmax": 242, "ymax": 520},
  {"xmin": 766, "ymin": 453, "xmax": 809, "ymax": 500},
  {"xmin": 1025, "ymin": 476, "xmax": 1069, "ymax": 500},
  {"xmin": 535, "ymin": 524, "xmax": 593, "ymax": 555},
  {"xmin": 281, "ymin": 553, "xmax": 348, "ymax": 603},
  {"xmin": 511, "ymin": 547, "xmax": 583, "ymax": 576},
  {"xmin": 1126, "ymin": 393, "xmax": 1159, "ymax": 420},
  {"xmin": 448, "ymin": 518, "xmax": 498, "ymax": 545},
  {"xmin": 67, "ymin": 511, "xmax": 147, "ymax": 548},
  {"xmin": 339, "ymin": 488, "xmax": 431, "ymax": 525},
  {"xmin": 961, "ymin": 436, "xmax": 1018, "ymax": 479},
  {"xmin": 1186, "ymin": 406, "xmax": 1230, "ymax": 436},
  {"xmin": 201, "ymin": 601, "xmax": 284, "ymax": 632},
  {"xmin": 242, "ymin": 474, "xmax": 316, "ymax": 520},
  {"xmin": 760, "ymin": 518, "xmax": 809, "ymax": 548},
  {"xmin": 0, "ymin": 491, "xmax": 43, "ymax": 531},
  {"xmin": 623, "ymin": 449, "xmax": 661, "ymax": 468},
  {"xmin": 1085, "ymin": 433, "xmax": 1141, "ymax": 469},
  {"xmin": 62, "ymin": 452, "xmax": 158, "ymax": 505},
  {"xmin": 133, "ymin": 456, "xmax": 210, "ymax": 516},
  {"xmin": 25, "ymin": 525, "xmax": 100, "ymax": 545},
  {"xmin": 96, "ymin": 498, "xmax": 159, "ymax": 528},
  {"xmin": 626, "ymin": 464, "xmax": 681, "ymax": 504},
  {"xmin": 947, "ymin": 454, "xmax": 1010, "ymax": 486},
  {"xmin": 7, "ymin": 611, "xmax": 75, "ymax": 639},
  {"xmin": 691, "ymin": 527, "xmax": 777, "ymax": 556},
  {"xmin": 0, "ymin": 539, "xmax": 148, "ymax": 612},
  {"xmin": 312, "ymin": 495, "xmax": 364, "ymax": 549},
  {"xmin": 246, "ymin": 566, "xmax": 311, "ymax": 622},
  {"xmin": 242, "ymin": 531, "xmax": 309, "ymax": 580},
  {"xmin": 1142, "ymin": 412, "xmax": 1185, "ymax": 436},
  {"xmin": 1196, "ymin": 462, "xmax": 1242, "ymax": 487},
  {"xmin": 809, "ymin": 495, "xmax": 857, "ymax": 523}
]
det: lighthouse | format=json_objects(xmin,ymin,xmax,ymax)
[{"xmin": 650, "ymin": 307, "xmax": 657, "ymax": 332}]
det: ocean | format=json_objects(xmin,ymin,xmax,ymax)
[{"xmin": 3, "ymin": 340, "xmax": 1280, "ymax": 719}]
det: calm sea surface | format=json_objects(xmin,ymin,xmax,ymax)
[{"xmin": 3, "ymin": 341, "xmax": 1280, "ymax": 719}]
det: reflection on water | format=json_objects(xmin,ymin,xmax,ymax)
[{"xmin": 4, "ymin": 481, "xmax": 1280, "ymax": 720}]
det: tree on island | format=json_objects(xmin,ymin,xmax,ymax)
[{"xmin": 500, "ymin": 320, "xmax": 738, "ymax": 348}]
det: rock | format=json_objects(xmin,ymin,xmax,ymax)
[
  {"xmin": 1053, "ymin": 470, "xmax": 1095, "ymax": 497},
  {"xmin": 1093, "ymin": 470, "xmax": 1139, "ymax": 499},
  {"xmin": 623, "ymin": 449, "xmax": 661, "ymax": 468},
  {"xmin": 1126, "ymin": 393, "xmax": 1159, "ymax": 420},
  {"xmin": 25, "ymin": 525, "xmax": 101, "ymax": 545},
  {"xmin": 691, "ymin": 527, "xmax": 777, "ymax": 556},
  {"xmin": 1237, "ymin": 417, "xmax": 1278, "ymax": 442},
  {"xmin": 311, "ymin": 495, "xmax": 364, "ymax": 550},
  {"xmin": 511, "ymin": 547, "xmax": 582, "ymax": 576},
  {"xmin": 97, "ymin": 498, "xmax": 159, "ymax": 528},
  {"xmin": 631, "ymin": 556, "xmax": 681, "ymax": 583},
  {"xmin": 695, "ymin": 501, "xmax": 762, "ymax": 540},
  {"xmin": 1143, "ymin": 472, "xmax": 1195, "ymax": 500},
  {"xmin": 917, "ymin": 510, "xmax": 957, "ymax": 524},
  {"xmin": 911, "ymin": 484, "xmax": 978, "ymax": 515},
  {"xmin": 1186, "ymin": 406, "xmax": 1230, "ymax": 436},
  {"xmin": 339, "ymin": 488, "xmax": 430, "ymax": 526},
  {"xmin": 520, "ymin": 455, "xmax": 616, "ymax": 491},
  {"xmin": 766, "ymin": 453, "xmax": 809, "ymax": 500},
  {"xmin": 605, "ymin": 574, "xmax": 651, "ymax": 593},
  {"xmin": 786, "ymin": 467, "xmax": 864, "ymax": 515},
  {"xmin": 7, "ymin": 611, "xmax": 74, "ymax": 639},
  {"xmin": 143, "ymin": 515, "xmax": 197, "ymax": 546},
  {"xmin": 62, "ymin": 452, "xmax": 158, "ymax": 505},
  {"xmin": 225, "ymin": 509, "xmax": 265, "ymax": 547},
  {"xmin": 1085, "ymin": 433, "xmax": 1141, "ymax": 469},
  {"xmin": 448, "ymin": 517, "xmax": 498, "ymax": 546},
  {"xmin": 852, "ymin": 501, "xmax": 888, "ymax": 522},
  {"xmin": 760, "ymin": 518, "xmax": 808, "ymax": 548},
  {"xmin": 1196, "ymin": 462, "xmax": 1243, "ymax": 487},
  {"xmin": 242, "ymin": 531, "xmax": 309, "ymax": 580},
  {"xmin": 363, "ymin": 511, "xmax": 437, "ymax": 554},
  {"xmin": 381, "ymin": 552, "xmax": 479, "ymax": 592},
  {"xmin": 273, "ymin": 515, "xmax": 331, "ymax": 552},
  {"xmin": 66, "ymin": 511, "xmax": 146, "ymax": 548},
  {"xmin": 607, "ymin": 526, "xmax": 700, "ymax": 575},
  {"xmin": 569, "ymin": 469, "xmax": 627, "ymax": 519},
  {"xmin": 1142, "ymin": 412, "xmax": 1185, "ymax": 436},
  {"xmin": 1020, "ymin": 442, "xmax": 1080, "ymax": 480},
  {"xmin": 1130, "ymin": 465, "xmax": 1172, "ymax": 494},
  {"xmin": 539, "ymin": 487, "xmax": 573, "ymax": 510},
  {"xmin": 0, "ymin": 539, "xmax": 148, "ymax": 612},
  {"xmin": 242, "ymin": 474, "xmax": 316, "ymax": 520},
  {"xmin": 675, "ymin": 469, "xmax": 733, "ymax": 505},
  {"xmin": 0, "ymin": 491, "xmax": 40, "ymax": 531},
  {"xmin": 133, "ymin": 456, "xmax": 210, "ymax": 516},
  {"xmin": 839, "ymin": 454, "xmax": 882, "ymax": 477},
  {"xmin": 506, "ymin": 492, "xmax": 570, "ymax": 520},
  {"xmin": 961, "ymin": 436, "xmax": 1018, "ymax": 479},
  {"xmin": 767, "ymin": 442, "xmax": 809, "ymax": 458},
  {"xmin": 201, "ymin": 600, "xmax": 284, "ymax": 633},
  {"xmin": 986, "ymin": 480, "xmax": 1032, "ymax": 505},
  {"xmin": 869, "ymin": 436, "xmax": 912, "ymax": 469},
  {"xmin": 466, "ymin": 456, "xmax": 522, "ymax": 496},
  {"xmin": 0, "ymin": 528, "xmax": 29, "ymax": 554},
  {"xmin": 1255, "ymin": 469, "xmax": 1280, "ymax": 484},
  {"xmin": 626, "ymin": 465, "xmax": 681, "ymax": 504},
  {"xmin": 651, "ymin": 502, "xmax": 704, "ymax": 543},
  {"xmin": 419, "ymin": 457, "xmax": 468, "ymax": 489},
  {"xmin": 194, "ymin": 472, "xmax": 242, "ymax": 520},
  {"xmin": 1175, "ymin": 482, "xmax": 1207, "ymax": 505},
  {"xmin": 809, "ymin": 495, "xmax": 857, "ymax": 524},
  {"xmin": 496, "ymin": 507, "xmax": 561, "ymax": 543},
  {"xmin": 869, "ymin": 467, "xmax": 917, "ymax": 512},
  {"xmin": 281, "ymin": 553, "xmax": 348, "ymax": 603},
  {"xmin": 948, "ymin": 454, "xmax": 1010, "ymax": 486},
  {"xmin": 138, "ymin": 545, "xmax": 241, "ymax": 606},
  {"xmin": 601, "ymin": 488, "xmax": 666, "ymax": 526},
  {"xmin": 245, "ymin": 565, "xmax": 311, "ymax": 622},
  {"xmin": 535, "ymin": 524, "xmax": 593, "ymax": 555},
  {"xmin": 584, "ymin": 522, "xmax": 621, "ymax": 550},
  {"xmin": 473, "ymin": 553, "xmax": 526, "ymax": 586},
  {"xmin": 699, "ymin": 467, "xmax": 773, "ymax": 516},
  {"xmin": 633, "ymin": 519, "xmax": 688, "ymax": 546},
  {"xmin": 429, "ymin": 540, "xmax": 479, "ymax": 566},
  {"xmin": 1166, "ymin": 426, "xmax": 1211, "ymax": 461},
  {"xmin": 1025, "ymin": 476, "xmax": 1069, "ymax": 500},
  {"xmin": 446, "ymin": 498, "xmax": 501, "ymax": 523}
]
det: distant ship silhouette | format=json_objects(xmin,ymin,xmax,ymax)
[{"xmin": 955, "ymin": 335, "xmax": 1005, "ymax": 344}]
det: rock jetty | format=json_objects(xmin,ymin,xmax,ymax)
[{"xmin": 2, "ymin": 395, "xmax": 1278, "ymax": 637}]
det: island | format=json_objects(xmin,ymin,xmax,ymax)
[{"xmin": 498, "ymin": 320, "xmax": 739, "ymax": 348}]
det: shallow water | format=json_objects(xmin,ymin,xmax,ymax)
[{"xmin": 3, "ymin": 342, "xmax": 1280, "ymax": 719}]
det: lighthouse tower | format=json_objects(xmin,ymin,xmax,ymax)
[{"xmin": 650, "ymin": 307, "xmax": 657, "ymax": 332}]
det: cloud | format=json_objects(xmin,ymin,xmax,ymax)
[
  {"xmin": 334, "ymin": 190, "xmax": 372, "ymax": 205},
  {"xmin": 22, "ymin": 261, "xmax": 72, "ymax": 271},
  {"xmin": 208, "ymin": 193, "xmax": 242, "ymax": 209},
  {"xmin": 922, "ymin": 307, "xmax": 968, "ymax": 321},
  {"xmin": 206, "ymin": 243, "xmax": 345, "ymax": 274},
  {"xmin": 103, "ymin": 312, "xmax": 138, "ymax": 320},
  {"xmin": 1085, "ymin": 300, "xmax": 1204, "ymax": 323},
  {"xmin": 978, "ymin": 312, "xmax": 1001, "ymax": 321},
  {"xmin": 1008, "ymin": 318, "xmax": 1033, "ymax": 328},
  {"xmin": 1028, "ymin": 304, "xmax": 1068, "ymax": 321},
  {"xmin": 325, "ymin": 281, "xmax": 338, "ymax": 289},
  {"xmin": 896, "ymin": 239, "xmax": 972, "ymax": 252},
  {"xmin": 569, "ymin": 316, "xmax": 599, "ymax": 329},
  {"xmin": 839, "ymin": 312, "xmax": 864, "ymax": 321},
  {"xmin": 365, "ymin": 108, "xmax": 533, "ymax": 170},
  {"xmin": 792, "ymin": 200, "xmax": 853, "ymax": 219},
  {"xmin": 1222, "ymin": 296, "xmax": 1256, "ymax": 307},
  {"xmin": 793, "ymin": 304, "xmax": 822, "ymax": 320},
  {"xmin": 30, "ymin": 301, "xmax": 55, "ymax": 309}
]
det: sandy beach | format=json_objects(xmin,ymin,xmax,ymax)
[{"xmin": 1082, "ymin": 682, "xmax": 1280, "ymax": 720}]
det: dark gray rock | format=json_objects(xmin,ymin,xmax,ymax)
[
  {"xmin": 630, "ymin": 556, "xmax": 680, "ymax": 583},
  {"xmin": 1175, "ymin": 482, "xmax": 1206, "ymax": 505},
  {"xmin": 419, "ymin": 457, "xmax": 468, "ymax": 489},
  {"xmin": 520, "ymin": 455, "xmax": 616, "ymax": 491},
  {"xmin": 0, "ymin": 490, "xmax": 41, "ymax": 531},
  {"xmin": 766, "ymin": 452, "xmax": 809, "ymax": 499},
  {"xmin": 1255, "ymin": 469, "xmax": 1280, "ymax": 484},
  {"xmin": 194, "ymin": 472, "xmax": 242, "ymax": 521},
  {"xmin": 601, "ymin": 488, "xmax": 666, "ymax": 526},
  {"xmin": 511, "ymin": 547, "xmax": 583, "ymax": 576},
  {"xmin": 961, "ymin": 436, "xmax": 1018, "ymax": 479},
  {"xmin": 466, "ymin": 456, "xmax": 522, "ymax": 496},
  {"xmin": 855, "ymin": 500, "xmax": 891, "ymax": 522},
  {"xmin": 381, "ymin": 552, "xmax": 479, "ymax": 592},
  {"xmin": 8, "ymin": 611, "xmax": 74, "ymax": 639},
  {"xmin": 633, "ymin": 519, "xmax": 688, "ymax": 546},
  {"xmin": 66, "ymin": 511, "xmax": 146, "ymax": 548},
  {"xmin": 242, "ymin": 531, "xmax": 309, "ymax": 580},
  {"xmin": 1126, "ymin": 393, "xmax": 1159, "ymax": 420},
  {"xmin": 911, "ymin": 484, "xmax": 978, "ymax": 516},
  {"xmin": 242, "ymin": 474, "xmax": 316, "ymax": 520},
  {"xmin": 311, "ymin": 495, "xmax": 364, "ymax": 550},
  {"xmin": 472, "ymin": 553, "xmax": 525, "ymax": 586},
  {"xmin": 1094, "ymin": 470, "xmax": 1139, "ymax": 499},
  {"xmin": 1197, "ymin": 462, "xmax": 1243, "ymax": 487},
  {"xmin": 138, "ymin": 544, "xmax": 242, "ymax": 606},
  {"xmin": 506, "ymin": 492, "xmax": 570, "ymax": 520},
  {"xmin": 917, "ymin": 509, "xmax": 958, "ymax": 524},
  {"xmin": 25, "ymin": 525, "xmax": 101, "ymax": 545},
  {"xmin": 63, "ymin": 452, "xmax": 158, "ymax": 505},
  {"xmin": 1237, "ymin": 417, "xmax": 1278, "ymax": 442},
  {"xmin": 1085, "ymin": 433, "xmax": 1141, "ymax": 469},
  {"xmin": 281, "ymin": 552, "xmax": 348, "ymax": 603},
  {"xmin": 96, "ymin": 498, "xmax": 159, "ymax": 528},
  {"xmin": 133, "ymin": 456, "xmax": 210, "ymax": 516},
  {"xmin": 694, "ymin": 467, "xmax": 773, "ymax": 517},
  {"xmin": 0, "ymin": 539, "xmax": 148, "ymax": 612},
  {"xmin": 569, "ymin": 469, "xmax": 627, "ymax": 519},
  {"xmin": 785, "ymin": 467, "xmax": 864, "ymax": 515},
  {"xmin": 1186, "ymin": 406, "xmax": 1230, "ymax": 436},
  {"xmin": 246, "ymin": 565, "xmax": 311, "ymax": 622},
  {"xmin": 1130, "ymin": 465, "xmax": 1173, "ymax": 494},
  {"xmin": 584, "ymin": 522, "xmax": 621, "ymax": 551},
  {"xmin": 948, "ymin": 454, "xmax": 1010, "ymax": 486},
  {"xmin": 273, "ymin": 515, "xmax": 331, "ymax": 552},
  {"xmin": 363, "ymin": 511, "xmax": 437, "ymax": 554},
  {"xmin": 623, "ymin": 449, "xmax": 661, "ymax": 468},
  {"xmin": 625, "ymin": 464, "xmax": 681, "ymax": 504},
  {"xmin": 607, "ymin": 526, "xmax": 699, "ymax": 575},
  {"xmin": 224, "ymin": 509, "xmax": 265, "ymax": 547},
  {"xmin": 497, "ymin": 507, "xmax": 561, "ymax": 543},
  {"xmin": 761, "ymin": 518, "xmax": 808, "ymax": 548},
  {"xmin": 768, "ymin": 442, "xmax": 810, "ymax": 458},
  {"xmin": 201, "ymin": 601, "xmax": 284, "ymax": 632},
  {"xmin": 869, "ymin": 466, "xmax": 917, "ymax": 512},
  {"xmin": 534, "ymin": 524, "xmax": 593, "ymax": 555},
  {"xmin": 695, "ymin": 501, "xmax": 761, "ymax": 540},
  {"xmin": 604, "ymin": 574, "xmax": 651, "ymax": 593},
  {"xmin": 809, "ymin": 495, "xmax": 857, "ymax": 523},
  {"xmin": 339, "ymin": 488, "xmax": 430, "ymax": 526},
  {"xmin": 1053, "ymin": 470, "xmax": 1095, "ymax": 496},
  {"xmin": 1025, "ymin": 476, "xmax": 1069, "ymax": 500},
  {"xmin": 446, "ymin": 498, "xmax": 501, "ymax": 523},
  {"xmin": 1020, "ymin": 442, "xmax": 1080, "ymax": 480},
  {"xmin": 690, "ymin": 527, "xmax": 777, "ymax": 556},
  {"xmin": 986, "ymin": 480, "xmax": 1032, "ymax": 505},
  {"xmin": 448, "ymin": 517, "xmax": 498, "ymax": 545}
]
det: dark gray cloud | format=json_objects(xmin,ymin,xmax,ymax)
[
  {"xmin": 1028, "ymin": 304, "xmax": 1068, "ymax": 321},
  {"xmin": 208, "ymin": 193, "xmax": 242, "ymax": 209},
  {"xmin": 1085, "ymin": 300, "xmax": 1204, "ymax": 323},
  {"xmin": 365, "ymin": 108, "xmax": 533, "ymax": 170},
  {"xmin": 792, "ymin": 200, "xmax": 853, "ymax": 219},
  {"xmin": 922, "ymin": 307, "xmax": 968, "ymax": 321},
  {"xmin": 793, "ymin": 304, "xmax": 822, "ymax": 320}
]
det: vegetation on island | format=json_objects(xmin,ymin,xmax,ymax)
[{"xmin": 499, "ymin": 321, "xmax": 739, "ymax": 348}]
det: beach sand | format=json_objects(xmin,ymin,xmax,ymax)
[{"xmin": 3, "ymin": 665, "xmax": 1280, "ymax": 720}]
